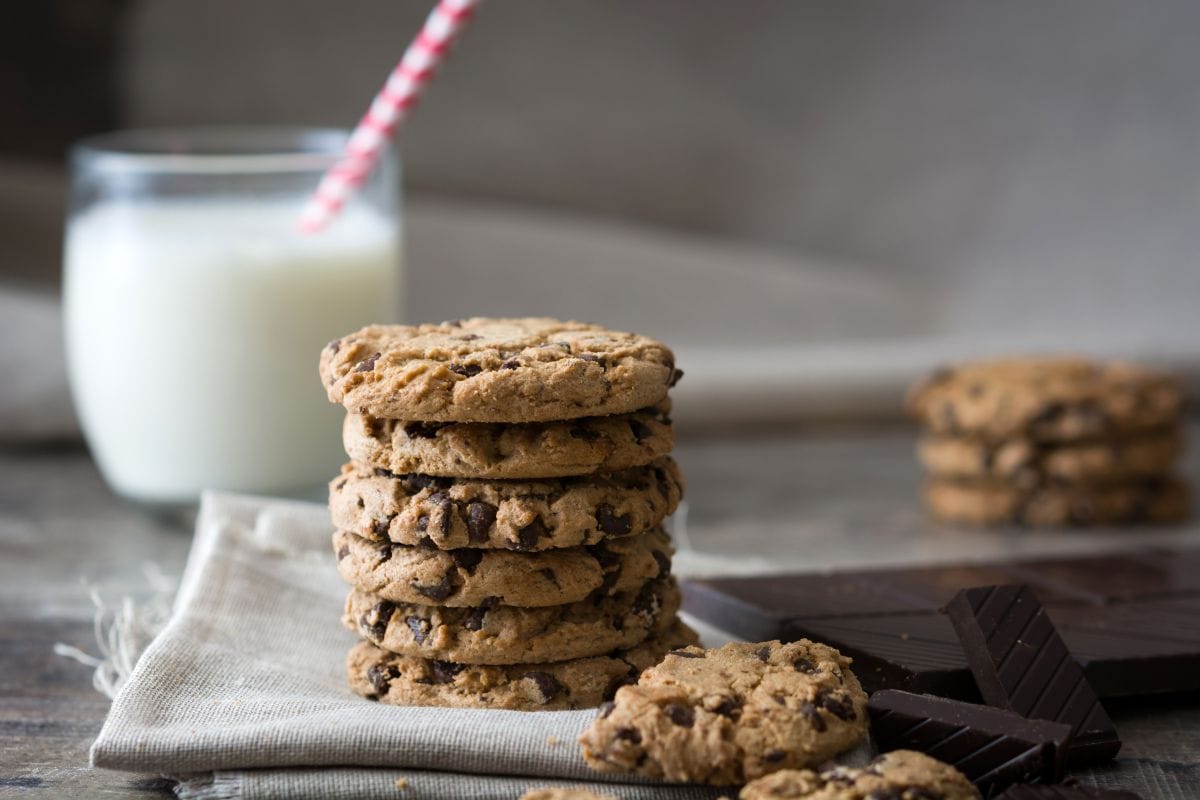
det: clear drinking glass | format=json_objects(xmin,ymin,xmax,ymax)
[{"xmin": 64, "ymin": 127, "xmax": 402, "ymax": 504}]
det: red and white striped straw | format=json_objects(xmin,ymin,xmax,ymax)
[{"xmin": 298, "ymin": 0, "xmax": 483, "ymax": 233}]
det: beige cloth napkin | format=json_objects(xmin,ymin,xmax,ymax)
[{"xmin": 89, "ymin": 491, "xmax": 728, "ymax": 800}]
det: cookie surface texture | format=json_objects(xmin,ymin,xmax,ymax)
[
  {"xmin": 907, "ymin": 358, "xmax": 1182, "ymax": 441},
  {"xmin": 738, "ymin": 749, "xmax": 980, "ymax": 800},
  {"xmin": 321, "ymin": 317, "xmax": 678, "ymax": 422},
  {"xmin": 329, "ymin": 458, "xmax": 683, "ymax": 551},
  {"xmin": 578, "ymin": 640, "xmax": 868, "ymax": 785}
]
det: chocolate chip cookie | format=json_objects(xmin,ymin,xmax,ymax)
[
  {"xmin": 738, "ymin": 750, "xmax": 979, "ymax": 800},
  {"xmin": 348, "ymin": 619, "xmax": 698, "ymax": 711},
  {"xmin": 320, "ymin": 318, "xmax": 679, "ymax": 423},
  {"xmin": 334, "ymin": 528, "xmax": 672, "ymax": 607},
  {"xmin": 918, "ymin": 428, "xmax": 1182, "ymax": 487},
  {"xmin": 907, "ymin": 358, "xmax": 1182, "ymax": 442},
  {"xmin": 342, "ymin": 404, "xmax": 674, "ymax": 479},
  {"xmin": 578, "ymin": 640, "xmax": 868, "ymax": 785},
  {"xmin": 923, "ymin": 477, "xmax": 1190, "ymax": 526},
  {"xmin": 345, "ymin": 577, "xmax": 681, "ymax": 664},
  {"xmin": 329, "ymin": 458, "xmax": 683, "ymax": 551}
]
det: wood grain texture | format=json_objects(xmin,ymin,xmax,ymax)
[{"xmin": 2, "ymin": 425, "xmax": 1198, "ymax": 798}]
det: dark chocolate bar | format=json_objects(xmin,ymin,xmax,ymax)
[
  {"xmin": 944, "ymin": 585, "xmax": 1120, "ymax": 766},
  {"xmin": 996, "ymin": 784, "xmax": 1143, "ymax": 799},
  {"xmin": 868, "ymin": 689, "xmax": 1070, "ymax": 797},
  {"xmin": 680, "ymin": 546, "xmax": 1200, "ymax": 699}
]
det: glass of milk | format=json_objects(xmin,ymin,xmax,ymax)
[{"xmin": 64, "ymin": 127, "xmax": 401, "ymax": 505}]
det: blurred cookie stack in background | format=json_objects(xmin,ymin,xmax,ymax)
[
  {"xmin": 908, "ymin": 358, "xmax": 1189, "ymax": 526},
  {"xmin": 319, "ymin": 317, "xmax": 694, "ymax": 710}
]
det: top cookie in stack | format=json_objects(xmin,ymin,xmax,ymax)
[
  {"xmin": 908, "ymin": 357, "xmax": 1189, "ymax": 526},
  {"xmin": 320, "ymin": 317, "xmax": 695, "ymax": 711}
]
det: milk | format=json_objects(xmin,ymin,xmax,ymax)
[{"xmin": 64, "ymin": 198, "xmax": 400, "ymax": 503}]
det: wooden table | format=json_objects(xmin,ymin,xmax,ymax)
[{"xmin": 2, "ymin": 426, "xmax": 1198, "ymax": 798}]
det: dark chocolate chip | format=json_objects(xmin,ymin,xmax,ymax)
[
  {"xmin": 653, "ymin": 467, "xmax": 672, "ymax": 501},
  {"xmin": 405, "ymin": 615, "xmax": 431, "ymax": 644},
  {"xmin": 712, "ymin": 697, "xmax": 741, "ymax": 717},
  {"xmin": 663, "ymin": 703, "xmax": 695, "ymax": 727},
  {"xmin": 354, "ymin": 352, "xmax": 381, "ymax": 373},
  {"xmin": 362, "ymin": 601, "xmax": 396, "ymax": 641},
  {"xmin": 754, "ymin": 645, "xmax": 772, "ymax": 662},
  {"xmin": 462, "ymin": 598, "xmax": 496, "ymax": 631},
  {"xmin": 669, "ymin": 368, "xmax": 684, "ymax": 387},
  {"xmin": 570, "ymin": 426, "xmax": 601, "ymax": 442},
  {"xmin": 539, "ymin": 567, "xmax": 559, "ymax": 586},
  {"xmin": 405, "ymin": 474, "xmax": 452, "ymax": 492},
  {"xmin": 465, "ymin": 501, "xmax": 498, "ymax": 544},
  {"xmin": 372, "ymin": 519, "xmax": 390, "ymax": 537},
  {"xmin": 794, "ymin": 657, "xmax": 818, "ymax": 674},
  {"xmin": 631, "ymin": 582, "xmax": 661, "ymax": 618},
  {"xmin": 628, "ymin": 419, "xmax": 652, "ymax": 442},
  {"xmin": 428, "ymin": 491, "xmax": 454, "ymax": 538},
  {"xmin": 516, "ymin": 518, "xmax": 549, "ymax": 551},
  {"xmin": 614, "ymin": 727, "xmax": 642, "ymax": 744},
  {"xmin": 763, "ymin": 749, "xmax": 786, "ymax": 763},
  {"xmin": 403, "ymin": 421, "xmax": 446, "ymax": 439},
  {"xmin": 651, "ymin": 550, "xmax": 671, "ymax": 575},
  {"xmin": 525, "ymin": 671, "xmax": 564, "ymax": 702},
  {"xmin": 449, "ymin": 363, "xmax": 483, "ymax": 378},
  {"xmin": 595, "ymin": 504, "xmax": 632, "ymax": 536},
  {"xmin": 428, "ymin": 660, "xmax": 464, "ymax": 685},
  {"xmin": 589, "ymin": 542, "xmax": 621, "ymax": 569},
  {"xmin": 416, "ymin": 515, "xmax": 429, "ymax": 533},
  {"xmin": 334, "ymin": 478, "xmax": 347, "ymax": 491},
  {"xmin": 458, "ymin": 333, "xmax": 480, "ymax": 341},
  {"xmin": 578, "ymin": 353, "xmax": 604, "ymax": 365},
  {"xmin": 597, "ymin": 701, "xmax": 616, "ymax": 719},
  {"xmin": 366, "ymin": 663, "xmax": 397, "ymax": 695},
  {"xmin": 800, "ymin": 701, "xmax": 827, "ymax": 732},
  {"xmin": 450, "ymin": 549, "xmax": 484, "ymax": 575},
  {"xmin": 327, "ymin": 338, "xmax": 341, "ymax": 354},
  {"xmin": 336, "ymin": 545, "xmax": 351, "ymax": 560},
  {"xmin": 374, "ymin": 467, "xmax": 394, "ymax": 478},
  {"xmin": 413, "ymin": 572, "xmax": 456, "ymax": 602},
  {"xmin": 668, "ymin": 649, "xmax": 703, "ymax": 658},
  {"xmin": 501, "ymin": 359, "xmax": 520, "ymax": 370},
  {"xmin": 817, "ymin": 689, "xmax": 857, "ymax": 721}
]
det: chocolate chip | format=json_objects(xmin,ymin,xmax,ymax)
[
  {"xmin": 462, "ymin": 598, "xmax": 497, "ymax": 631},
  {"xmin": 570, "ymin": 426, "xmax": 601, "ymax": 442},
  {"xmin": 334, "ymin": 479, "xmax": 347, "ymax": 491},
  {"xmin": 653, "ymin": 467, "xmax": 672, "ymax": 501},
  {"xmin": 354, "ymin": 352, "xmax": 381, "ymax": 373},
  {"xmin": 578, "ymin": 353, "xmax": 604, "ymax": 366},
  {"xmin": 754, "ymin": 645, "xmax": 772, "ymax": 662},
  {"xmin": 374, "ymin": 467, "xmax": 394, "ymax": 478},
  {"xmin": 668, "ymin": 368, "xmax": 684, "ymax": 387},
  {"xmin": 663, "ymin": 703, "xmax": 694, "ymax": 727},
  {"xmin": 589, "ymin": 542, "xmax": 621, "ymax": 569},
  {"xmin": 628, "ymin": 419, "xmax": 651, "ymax": 442},
  {"xmin": 405, "ymin": 474, "xmax": 451, "ymax": 492},
  {"xmin": 763, "ymin": 749, "xmax": 786, "ymax": 763},
  {"xmin": 449, "ymin": 363, "xmax": 483, "ymax": 378},
  {"xmin": 817, "ymin": 689, "xmax": 856, "ymax": 721},
  {"xmin": 327, "ymin": 339, "xmax": 341, "ymax": 354},
  {"xmin": 403, "ymin": 422, "xmax": 446, "ymax": 439},
  {"xmin": 597, "ymin": 701, "xmax": 616, "ymax": 719},
  {"xmin": 668, "ymin": 649, "xmax": 703, "ymax": 658},
  {"xmin": 614, "ymin": 727, "xmax": 642, "ymax": 744},
  {"xmin": 450, "ymin": 549, "xmax": 483, "ymax": 575},
  {"xmin": 501, "ymin": 359, "xmax": 520, "ymax": 370},
  {"xmin": 465, "ymin": 501, "xmax": 497, "ymax": 544},
  {"xmin": 458, "ymin": 333, "xmax": 480, "ymax": 341},
  {"xmin": 516, "ymin": 518, "xmax": 548, "ymax": 551},
  {"xmin": 539, "ymin": 567, "xmax": 559, "ymax": 586},
  {"xmin": 793, "ymin": 657, "xmax": 818, "ymax": 674},
  {"xmin": 799, "ymin": 701, "xmax": 827, "ymax": 732},
  {"xmin": 427, "ymin": 660, "xmax": 464, "ymax": 685},
  {"xmin": 428, "ymin": 491, "xmax": 454, "ymax": 538},
  {"xmin": 416, "ymin": 515, "xmax": 429, "ymax": 533},
  {"xmin": 651, "ymin": 550, "xmax": 670, "ymax": 575},
  {"xmin": 631, "ymin": 582, "xmax": 661, "ymax": 618},
  {"xmin": 525, "ymin": 671, "xmax": 564, "ymax": 702},
  {"xmin": 405, "ymin": 615, "xmax": 431, "ymax": 644},
  {"xmin": 595, "ymin": 504, "xmax": 632, "ymax": 536},
  {"xmin": 372, "ymin": 519, "xmax": 390, "ymax": 537},
  {"xmin": 375, "ymin": 541, "xmax": 393, "ymax": 560},
  {"xmin": 712, "ymin": 697, "xmax": 740, "ymax": 717},
  {"xmin": 366, "ymin": 663, "xmax": 397, "ymax": 695},
  {"xmin": 362, "ymin": 601, "xmax": 395, "ymax": 641},
  {"xmin": 336, "ymin": 545, "xmax": 351, "ymax": 560},
  {"xmin": 413, "ymin": 572, "xmax": 456, "ymax": 602}
]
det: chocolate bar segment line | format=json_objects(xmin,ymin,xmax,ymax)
[
  {"xmin": 868, "ymin": 689, "xmax": 1071, "ymax": 797},
  {"xmin": 945, "ymin": 584, "xmax": 1120, "ymax": 766}
]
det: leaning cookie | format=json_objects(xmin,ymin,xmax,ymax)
[
  {"xmin": 738, "ymin": 750, "xmax": 979, "ymax": 800},
  {"xmin": 579, "ymin": 640, "xmax": 867, "ymax": 785},
  {"xmin": 923, "ymin": 477, "xmax": 1190, "ymax": 526},
  {"xmin": 343, "ymin": 404, "xmax": 674, "ymax": 479},
  {"xmin": 334, "ymin": 528, "xmax": 672, "ymax": 608},
  {"xmin": 348, "ymin": 619, "xmax": 698, "ymax": 711},
  {"xmin": 907, "ymin": 358, "xmax": 1182, "ymax": 442},
  {"xmin": 345, "ymin": 577, "xmax": 681, "ymax": 665},
  {"xmin": 329, "ymin": 458, "xmax": 683, "ymax": 551},
  {"xmin": 918, "ymin": 429, "xmax": 1183, "ymax": 486},
  {"xmin": 320, "ymin": 317, "xmax": 679, "ymax": 423}
]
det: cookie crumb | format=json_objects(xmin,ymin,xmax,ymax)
[
  {"xmin": 394, "ymin": 777, "xmax": 408, "ymax": 790},
  {"xmin": 547, "ymin": 735, "xmax": 560, "ymax": 746}
]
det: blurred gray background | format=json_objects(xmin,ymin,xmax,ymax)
[{"xmin": 3, "ymin": 0, "xmax": 1200, "ymax": 436}]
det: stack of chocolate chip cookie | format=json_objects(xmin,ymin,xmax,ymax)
[
  {"xmin": 319, "ymin": 317, "xmax": 695, "ymax": 710},
  {"xmin": 908, "ymin": 357, "xmax": 1189, "ymax": 526}
]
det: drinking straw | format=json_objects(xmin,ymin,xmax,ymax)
[{"xmin": 299, "ymin": 0, "xmax": 483, "ymax": 232}]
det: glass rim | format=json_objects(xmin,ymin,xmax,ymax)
[{"xmin": 70, "ymin": 126, "xmax": 371, "ymax": 175}]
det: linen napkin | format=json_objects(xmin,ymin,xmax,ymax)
[{"xmin": 89, "ymin": 491, "xmax": 729, "ymax": 800}]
